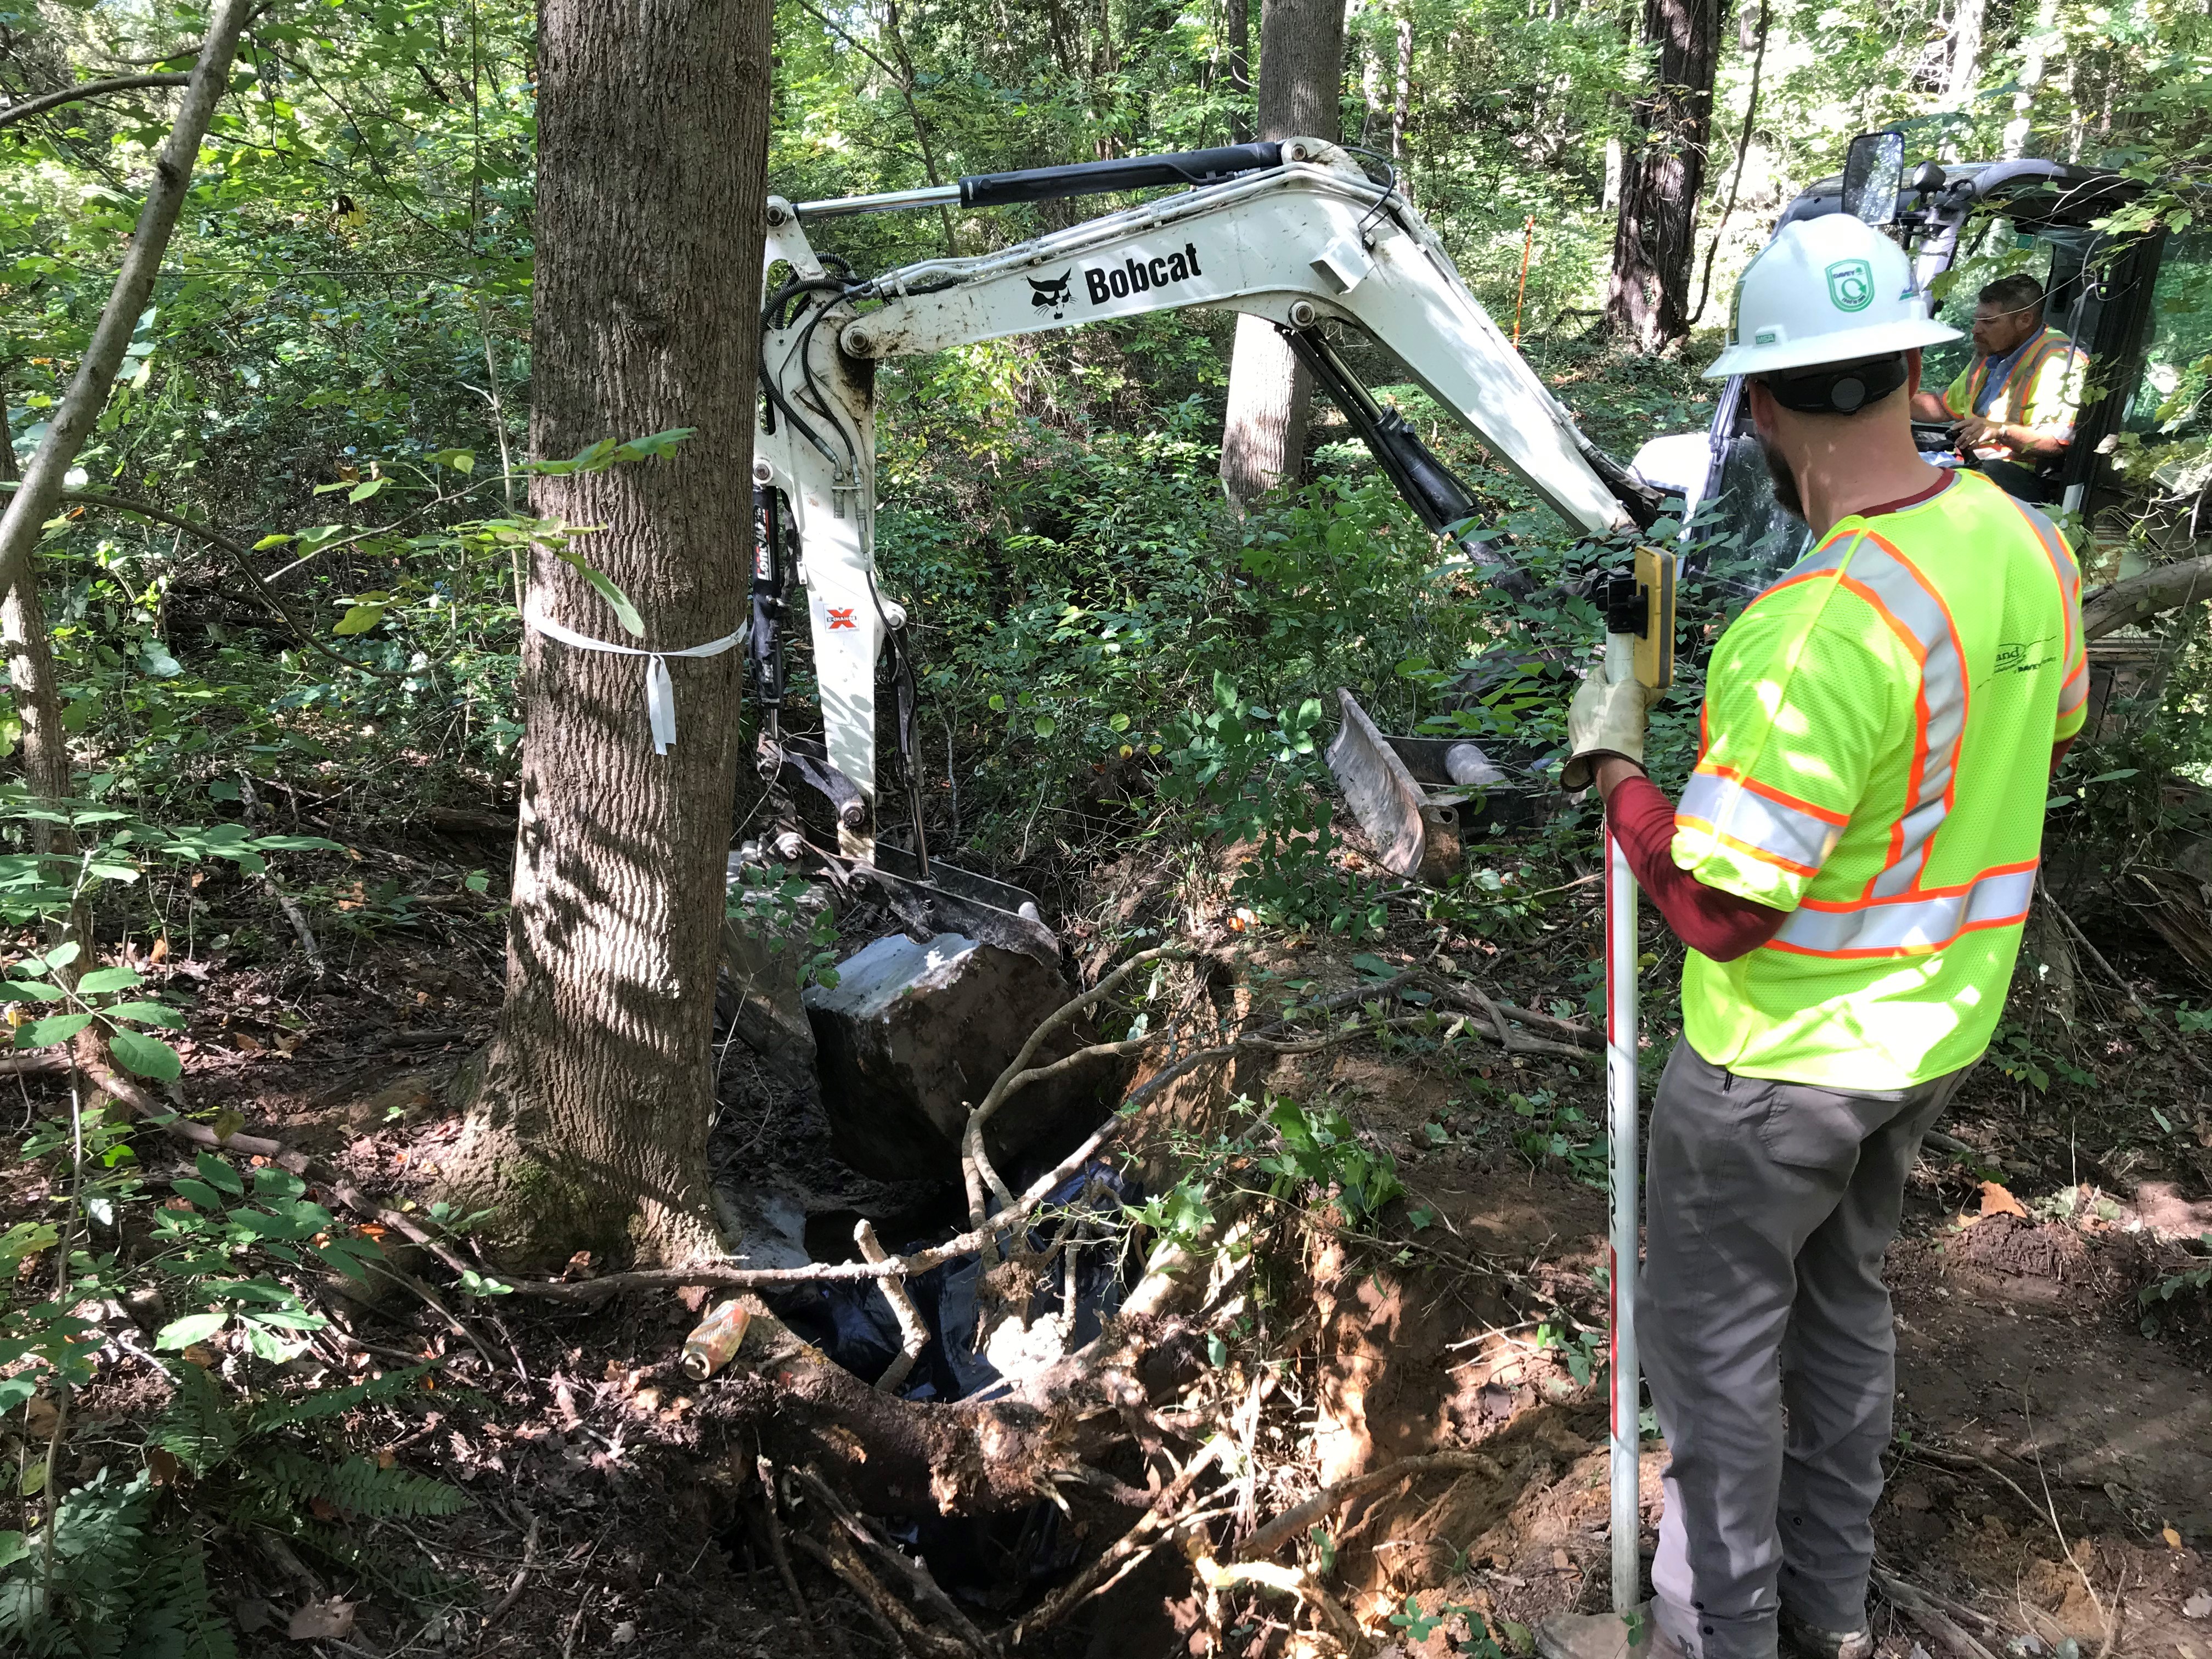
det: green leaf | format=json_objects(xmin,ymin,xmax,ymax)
[
  {"xmin": 109, "ymin": 1028, "xmax": 183, "ymax": 1081},
  {"xmin": 194, "ymin": 1152, "xmax": 244, "ymax": 1195},
  {"xmin": 0, "ymin": 1531, "xmax": 26, "ymax": 1571},
  {"xmin": 76, "ymin": 966, "xmax": 143, "ymax": 995},
  {"xmin": 16, "ymin": 1012, "xmax": 94, "ymax": 1048},
  {"xmin": 154, "ymin": 1311, "xmax": 229, "ymax": 1350},
  {"xmin": 169, "ymin": 1178, "xmax": 225, "ymax": 1210},
  {"xmin": 611, "ymin": 427, "xmax": 697, "ymax": 462},
  {"xmin": 552, "ymin": 550, "xmax": 645, "ymax": 639},
  {"xmin": 105, "ymin": 1000, "xmax": 187, "ymax": 1028},
  {"xmin": 1033, "ymin": 714, "xmax": 1057, "ymax": 738},
  {"xmin": 252, "ymin": 533, "xmax": 296, "ymax": 551},
  {"xmin": 0, "ymin": 981, "xmax": 66, "ymax": 1003},
  {"xmin": 333, "ymin": 601, "xmax": 387, "ymax": 636},
  {"xmin": 252, "ymin": 1166, "xmax": 306, "ymax": 1201},
  {"xmin": 347, "ymin": 476, "xmax": 390, "ymax": 503}
]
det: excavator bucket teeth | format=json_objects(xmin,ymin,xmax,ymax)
[{"xmin": 1325, "ymin": 688, "xmax": 1522, "ymax": 886}]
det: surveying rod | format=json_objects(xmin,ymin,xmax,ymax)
[{"xmin": 1600, "ymin": 548, "xmax": 1674, "ymax": 1615}]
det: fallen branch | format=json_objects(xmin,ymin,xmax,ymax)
[
  {"xmin": 1009, "ymin": 1438, "xmax": 1228, "ymax": 1643},
  {"xmin": 854, "ymin": 1220, "xmax": 930, "ymax": 1395},
  {"xmin": 961, "ymin": 947, "xmax": 1189, "ymax": 1245},
  {"xmin": 2042, "ymin": 889, "xmax": 2212, "ymax": 1082},
  {"xmin": 788, "ymin": 1466, "xmax": 993, "ymax": 1656},
  {"xmin": 1193, "ymin": 1553, "xmax": 1369, "ymax": 1656},
  {"xmin": 83, "ymin": 1058, "xmax": 479, "ymax": 1283},
  {"xmin": 0, "ymin": 73, "xmax": 191, "ymax": 129},
  {"xmin": 478, "ymin": 1508, "xmax": 540, "ymax": 1629},
  {"xmin": 1873, "ymin": 1568, "xmax": 2001, "ymax": 1659},
  {"xmin": 1236, "ymin": 1449, "xmax": 1506, "ymax": 1562},
  {"xmin": 2082, "ymin": 552, "xmax": 2212, "ymax": 641},
  {"xmin": 756, "ymin": 1456, "xmax": 829, "ymax": 1659}
]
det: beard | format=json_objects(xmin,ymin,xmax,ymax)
[{"xmin": 1759, "ymin": 432, "xmax": 1806, "ymax": 523}]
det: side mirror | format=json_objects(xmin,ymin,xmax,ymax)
[{"xmin": 1841, "ymin": 130, "xmax": 1905, "ymax": 226}]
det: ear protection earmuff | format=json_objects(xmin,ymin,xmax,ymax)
[{"xmin": 1758, "ymin": 352, "xmax": 1910, "ymax": 416}]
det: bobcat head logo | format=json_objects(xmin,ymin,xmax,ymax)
[{"xmin": 1029, "ymin": 270, "xmax": 1073, "ymax": 318}]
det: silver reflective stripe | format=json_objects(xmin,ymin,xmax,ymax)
[
  {"xmin": 1679, "ymin": 769, "xmax": 1843, "ymax": 873},
  {"xmin": 1790, "ymin": 527, "xmax": 1965, "ymax": 899},
  {"xmin": 1771, "ymin": 864, "xmax": 2036, "ymax": 956}
]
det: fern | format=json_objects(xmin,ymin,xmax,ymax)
[
  {"xmin": 316, "ymin": 1454, "xmax": 471, "ymax": 1521},
  {"xmin": 244, "ymin": 1363, "xmax": 434, "ymax": 1436},
  {"xmin": 144, "ymin": 1364, "xmax": 239, "ymax": 1479},
  {"xmin": 3, "ymin": 1362, "xmax": 469, "ymax": 1656},
  {"xmin": 0, "ymin": 1469, "xmax": 153, "ymax": 1658},
  {"xmin": 122, "ymin": 1533, "xmax": 238, "ymax": 1659}
]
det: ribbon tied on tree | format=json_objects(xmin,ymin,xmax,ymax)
[{"xmin": 524, "ymin": 595, "xmax": 747, "ymax": 755}]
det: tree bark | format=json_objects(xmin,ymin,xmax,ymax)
[
  {"xmin": 444, "ymin": 0, "xmax": 771, "ymax": 1269},
  {"xmin": 1942, "ymin": 0, "xmax": 1985, "ymax": 111},
  {"xmin": 0, "ymin": 416, "xmax": 87, "ymax": 975},
  {"xmin": 1218, "ymin": 0, "xmax": 1345, "ymax": 511},
  {"xmin": 1604, "ymin": 0, "xmax": 1721, "ymax": 353},
  {"xmin": 0, "ymin": 73, "xmax": 193, "ymax": 130},
  {"xmin": 0, "ymin": 0, "xmax": 252, "ymax": 602}
]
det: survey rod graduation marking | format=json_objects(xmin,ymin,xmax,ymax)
[{"xmin": 1601, "ymin": 546, "xmax": 1674, "ymax": 1613}]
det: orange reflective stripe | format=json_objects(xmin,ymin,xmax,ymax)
[
  {"xmin": 1765, "ymin": 862, "xmax": 2037, "ymax": 958},
  {"xmin": 1679, "ymin": 764, "xmax": 1850, "ymax": 878}
]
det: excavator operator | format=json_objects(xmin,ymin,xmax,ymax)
[
  {"xmin": 1539, "ymin": 215, "xmax": 2088, "ymax": 1659},
  {"xmin": 1908, "ymin": 272, "xmax": 2087, "ymax": 503}
]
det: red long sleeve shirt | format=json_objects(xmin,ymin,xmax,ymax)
[{"xmin": 1605, "ymin": 736, "xmax": 2078, "ymax": 964}]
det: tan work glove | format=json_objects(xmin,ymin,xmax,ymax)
[{"xmin": 1559, "ymin": 672, "xmax": 1661, "ymax": 792}]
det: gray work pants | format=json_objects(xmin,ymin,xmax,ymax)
[{"xmin": 1638, "ymin": 1041, "xmax": 1967, "ymax": 1659}]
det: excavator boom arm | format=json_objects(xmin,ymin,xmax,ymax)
[{"xmin": 751, "ymin": 139, "xmax": 1640, "ymax": 858}]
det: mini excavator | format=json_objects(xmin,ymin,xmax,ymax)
[{"xmin": 746, "ymin": 136, "xmax": 1669, "ymax": 950}]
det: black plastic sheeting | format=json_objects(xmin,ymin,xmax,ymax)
[
  {"xmin": 765, "ymin": 1158, "xmax": 1142, "ymax": 1402},
  {"xmin": 763, "ymin": 1158, "xmax": 1143, "ymax": 1606}
]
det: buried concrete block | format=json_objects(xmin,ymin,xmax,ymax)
[{"xmin": 802, "ymin": 932, "xmax": 1124, "ymax": 1183}]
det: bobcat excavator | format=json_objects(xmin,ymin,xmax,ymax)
[{"xmin": 746, "ymin": 136, "xmax": 1666, "ymax": 958}]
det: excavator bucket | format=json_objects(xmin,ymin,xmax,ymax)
[{"xmin": 1325, "ymin": 689, "xmax": 1515, "ymax": 885}]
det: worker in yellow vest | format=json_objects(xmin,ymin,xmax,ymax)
[
  {"xmin": 1908, "ymin": 272, "xmax": 2087, "ymax": 503},
  {"xmin": 1540, "ymin": 216, "xmax": 2088, "ymax": 1659}
]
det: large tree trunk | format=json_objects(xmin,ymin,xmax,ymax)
[
  {"xmin": 1218, "ymin": 0, "xmax": 1345, "ymax": 511},
  {"xmin": 445, "ymin": 0, "xmax": 771, "ymax": 1269},
  {"xmin": 1943, "ymin": 0, "xmax": 1985, "ymax": 110},
  {"xmin": 1604, "ymin": 0, "xmax": 1720, "ymax": 353}
]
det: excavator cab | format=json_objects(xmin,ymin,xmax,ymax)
[{"xmin": 1635, "ymin": 131, "xmax": 2210, "ymax": 590}]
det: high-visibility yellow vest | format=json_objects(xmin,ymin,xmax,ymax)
[
  {"xmin": 1672, "ymin": 469, "xmax": 2087, "ymax": 1088},
  {"xmin": 1944, "ymin": 326, "xmax": 2086, "ymax": 438}
]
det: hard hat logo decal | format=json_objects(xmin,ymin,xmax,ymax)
[{"xmin": 1826, "ymin": 258, "xmax": 1876, "ymax": 313}]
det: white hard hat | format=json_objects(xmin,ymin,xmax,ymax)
[{"xmin": 1704, "ymin": 215, "xmax": 1960, "ymax": 380}]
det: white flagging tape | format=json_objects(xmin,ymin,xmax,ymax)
[{"xmin": 524, "ymin": 597, "xmax": 747, "ymax": 755}]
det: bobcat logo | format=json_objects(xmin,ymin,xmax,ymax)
[{"xmin": 1029, "ymin": 270, "xmax": 1074, "ymax": 318}]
